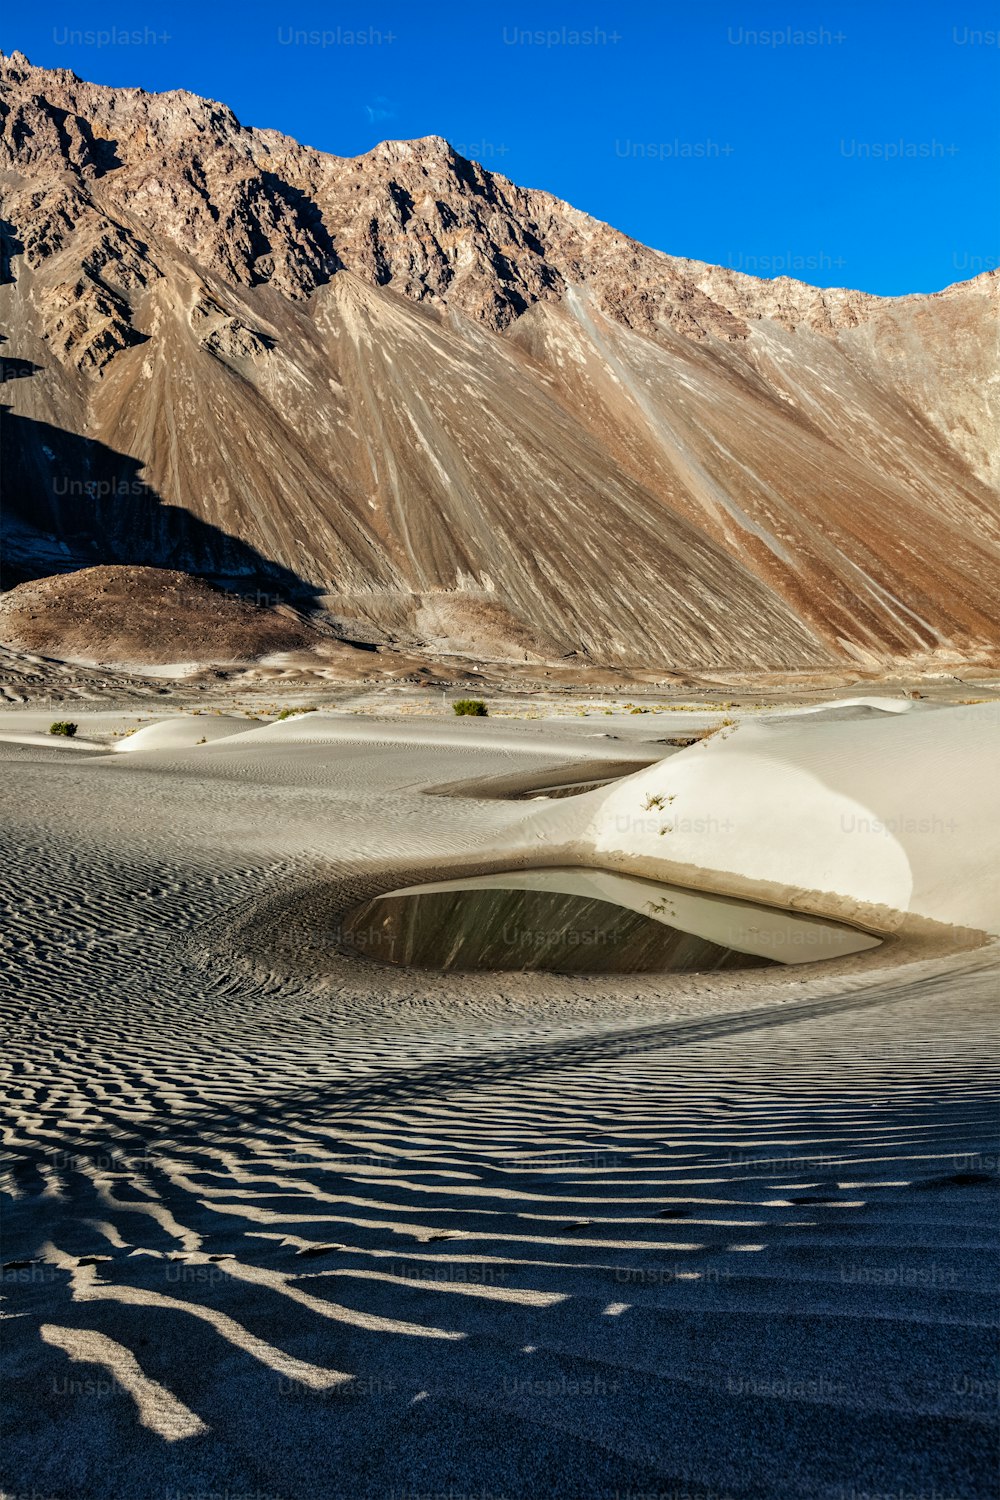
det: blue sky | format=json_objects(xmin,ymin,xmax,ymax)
[{"xmin": 8, "ymin": 0, "xmax": 999, "ymax": 293}]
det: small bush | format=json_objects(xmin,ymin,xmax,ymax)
[
  {"xmin": 49, "ymin": 721, "xmax": 77, "ymax": 737},
  {"xmin": 453, "ymin": 699, "xmax": 488, "ymax": 717},
  {"xmin": 701, "ymin": 716, "xmax": 738, "ymax": 745},
  {"xmin": 275, "ymin": 706, "xmax": 318, "ymax": 721}
]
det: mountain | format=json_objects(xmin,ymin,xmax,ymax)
[{"xmin": 1, "ymin": 51, "xmax": 997, "ymax": 674}]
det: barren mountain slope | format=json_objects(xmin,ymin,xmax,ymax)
[
  {"xmin": 1, "ymin": 52, "xmax": 997, "ymax": 671},
  {"xmin": 509, "ymin": 290, "xmax": 1000, "ymax": 658}
]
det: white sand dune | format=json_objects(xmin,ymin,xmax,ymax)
[
  {"xmin": 518, "ymin": 702, "xmax": 1000, "ymax": 936},
  {"xmin": 112, "ymin": 714, "xmax": 260, "ymax": 753},
  {"xmin": 1, "ymin": 698, "xmax": 997, "ymax": 1499},
  {"xmin": 776, "ymin": 696, "xmax": 917, "ymax": 717}
]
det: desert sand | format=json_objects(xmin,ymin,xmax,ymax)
[{"xmin": 1, "ymin": 694, "xmax": 998, "ymax": 1499}]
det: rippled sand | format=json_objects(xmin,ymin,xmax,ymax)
[{"xmin": 2, "ymin": 706, "xmax": 997, "ymax": 1499}]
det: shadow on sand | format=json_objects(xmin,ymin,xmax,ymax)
[{"xmin": 2, "ymin": 966, "xmax": 997, "ymax": 1499}]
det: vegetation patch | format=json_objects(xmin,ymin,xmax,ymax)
[
  {"xmin": 453, "ymin": 699, "xmax": 488, "ymax": 717},
  {"xmin": 49, "ymin": 721, "xmax": 78, "ymax": 737}
]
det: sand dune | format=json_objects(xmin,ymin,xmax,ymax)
[
  {"xmin": 1, "ymin": 699, "xmax": 997, "ymax": 1498},
  {"xmin": 521, "ymin": 702, "xmax": 1000, "ymax": 937},
  {"xmin": 113, "ymin": 714, "xmax": 260, "ymax": 754}
]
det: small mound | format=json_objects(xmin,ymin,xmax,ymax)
[
  {"xmin": 113, "ymin": 715, "xmax": 259, "ymax": 754},
  {"xmin": 777, "ymin": 698, "xmax": 915, "ymax": 722},
  {"xmin": 0, "ymin": 566, "xmax": 323, "ymax": 666}
]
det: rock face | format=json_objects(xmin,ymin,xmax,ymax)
[{"xmin": 1, "ymin": 51, "xmax": 998, "ymax": 671}]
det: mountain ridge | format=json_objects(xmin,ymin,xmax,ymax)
[{"xmin": 1, "ymin": 52, "xmax": 997, "ymax": 673}]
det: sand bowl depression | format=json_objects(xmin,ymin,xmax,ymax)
[{"xmin": 342, "ymin": 868, "xmax": 883, "ymax": 974}]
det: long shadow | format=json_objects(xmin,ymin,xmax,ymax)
[
  {"xmin": 6, "ymin": 961, "xmax": 977, "ymax": 1176},
  {"xmin": 3, "ymin": 887, "xmax": 996, "ymax": 1498},
  {"xmin": 3, "ymin": 986, "xmax": 996, "ymax": 1500},
  {"xmin": 0, "ymin": 356, "xmax": 41, "ymax": 385},
  {"xmin": 0, "ymin": 408, "xmax": 320, "ymax": 601},
  {"xmin": 0, "ymin": 219, "xmax": 23, "ymax": 285}
]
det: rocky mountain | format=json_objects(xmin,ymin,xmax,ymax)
[{"xmin": 1, "ymin": 51, "xmax": 997, "ymax": 673}]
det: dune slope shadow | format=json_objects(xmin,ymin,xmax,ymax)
[
  {"xmin": 0, "ymin": 408, "xmax": 319, "ymax": 602},
  {"xmin": 343, "ymin": 883, "xmax": 774, "ymax": 973}
]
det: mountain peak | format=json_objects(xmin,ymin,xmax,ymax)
[{"xmin": 2, "ymin": 60, "xmax": 997, "ymax": 673}]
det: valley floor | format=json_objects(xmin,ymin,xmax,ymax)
[{"xmin": 1, "ymin": 705, "xmax": 997, "ymax": 1499}]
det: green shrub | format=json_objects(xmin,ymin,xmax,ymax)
[
  {"xmin": 452, "ymin": 699, "xmax": 488, "ymax": 717},
  {"xmin": 275, "ymin": 705, "xmax": 318, "ymax": 721},
  {"xmin": 49, "ymin": 721, "xmax": 78, "ymax": 737}
]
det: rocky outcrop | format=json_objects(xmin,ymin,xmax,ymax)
[{"xmin": 0, "ymin": 565, "xmax": 324, "ymax": 663}]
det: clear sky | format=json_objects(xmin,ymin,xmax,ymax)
[{"xmin": 7, "ymin": 0, "xmax": 999, "ymax": 293}]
